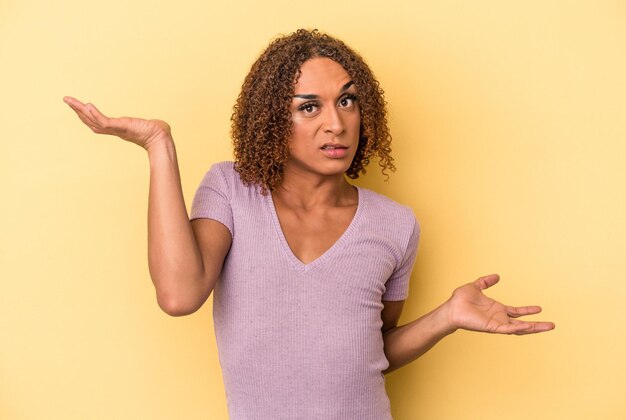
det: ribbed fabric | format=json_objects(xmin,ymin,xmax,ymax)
[{"xmin": 190, "ymin": 162, "xmax": 420, "ymax": 420}]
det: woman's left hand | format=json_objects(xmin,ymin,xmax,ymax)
[{"xmin": 446, "ymin": 274, "xmax": 555, "ymax": 335}]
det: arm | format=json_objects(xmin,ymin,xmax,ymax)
[
  {"xmin": 381, "ymin": 300, "xmax": 453, "ymax": 374},
  {"xmin": 382, "ymin": 274, "xmax": 555, "ymax": 374},
  {"xmin": 146, "ymin": 140, "xmax": 231, "ymax": 315},
  {"xmin": 64, "ymin": 97, "xmax": 231, "ymax": 316}
]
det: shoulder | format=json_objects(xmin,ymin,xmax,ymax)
[
  {"xmin": 355, "ymin": 186, "xmax": 420, "ymax": 268},
  {"xmin": 206, "ymin": 160, "xmax": 236, "ymax": 178},
  {"xmin": 359, "ymin": 186, "xmax": 418, "ymax": 228},
  {"xmin": 199, "ymin": 161, "xmax": 240, "ymax": 189},
  {"xmin": 198, "ymin": 161, "xmax": 265, "ymax": 201}
]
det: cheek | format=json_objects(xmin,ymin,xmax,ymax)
[
  {"xmin": 347, "ymin": 113, "xmax": 361, "ymax": 134},
  {"xmin": 290, "ymin": 119, "xmax": 318, "ymax": 141},
  {"xmin": 286, "ymin": 124, "xmax": 307, "ymax": 153}
]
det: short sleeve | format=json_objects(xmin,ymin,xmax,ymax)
[
  {"xmin": 382, "ymin": 217, "xmax": 420, "ymax": 301},
  {"xmin": 189, "ymin": 162, "xmax": 234, "ymax": 237}
]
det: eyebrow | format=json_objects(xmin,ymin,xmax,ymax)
[{"xmin": 293, "ymin": 81, "xmax": 355, "ymax": 100}]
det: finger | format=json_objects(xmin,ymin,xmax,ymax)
[
  {"xmin": 63, "ymin": 98, "xmax": 109, "ymax": 128},
  {"xmin": 506, "ymin": 305, "xmax": 542, "ymax": 318},
  {"xmin": 86, "ymin": 103, "xmax": 124, "ymax": 135},
  {"xmin": 64, "ymin": 97, "xmax": 95, "ymax": 118},
  {"xmin": 70, "ymin": 107, "xmax": 100, "ymax": 131},
  {"xmin": 85, "ymin": 102, "xmax": 109, "ymax": 124},
  {"xmin": 493, "ymin": 321, "xmax": 531, "ymax": 335},
  {"xmin": 65, "ymin": 98, "xmax": 99, "ymax": 125},
  {"xmin": 64, "ymin": 96, "xmax": 87, "ymax": 115},
  {"xmin": 474, "ymin": 274, "xmax": 500, "ymax": 291},
  {"xmin": 493, "ymin": 320, "xmax": 553, "ymax": 335},
  {"xmin": 63, "ymin": 96, "xmax": 82, "ymax": 107},
  {"xmin": 512, "ymin": 322, "xmax": 556, "ymax": 335},
  {"xmin": 84, "ymin": 103, "xmax": 110, "ymax": 129}
]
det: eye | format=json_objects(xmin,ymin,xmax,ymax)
[
  {"xmin": 297, "ymin": 102, "xmax": 319, "ymax": 114},
  {"xmin": 338, "ymin": 94, "xmax": 358, "ymax": 108}
]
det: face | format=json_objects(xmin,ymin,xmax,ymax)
[{"xmin": 285, "ymin": 57, "xmax": 360, "ymax": 178}]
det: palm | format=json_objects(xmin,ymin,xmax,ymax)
[
  {"xmin": 447, "ymin": 274, "xmax": 554, "ymax": 335},
  {"xmin": 63, "ymin": 96, "xmax": 170, "ymax": 149}
]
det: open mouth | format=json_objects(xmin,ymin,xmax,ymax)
[{"xmin": 321, "ymin": 144, "xmax": 347, "ymax": 150}]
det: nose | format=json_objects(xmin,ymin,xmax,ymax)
[{"xmin": 322, "ymin": 106, "xmax": 345, "ymax": 135}]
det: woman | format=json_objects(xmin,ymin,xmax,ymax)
[{"xmin": 64, "ymin": 29, "xmax": 554, "ymax": 420}]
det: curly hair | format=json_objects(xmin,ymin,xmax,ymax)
[{"xmin": 231, "ymin": 28, "xmax": 395, "ymax": 193}]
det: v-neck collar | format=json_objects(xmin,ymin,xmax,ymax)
[{"xmin": 265, "ymin": 186, "xmax": 363, "ymax": 272}]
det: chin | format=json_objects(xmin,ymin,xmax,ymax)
[
  {"xmin": 320, "ymin": 160, "xmax": 355, "ymax": 177},
  {"xmin": 286, "ymin": 158, "xmax": 352, "ymax": 178}
]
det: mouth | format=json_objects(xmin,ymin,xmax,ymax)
[
  {"xmin": 320, "ymin": 143, "xmax": 350, "ymax": 159},
  {"xmin": 320, "ymin": 143, "xmax": 348, "ymax": 150}
]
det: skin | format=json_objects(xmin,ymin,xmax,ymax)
[
  {"xmin": 272, "ymin": 58, "xmax": 360, "ymax": 265},
  {"xmin": 62, "ymin": 98, "xmax": 231, "ymax": 316},
  {"xmin": 63, "ymin": 57, "xmax": 555, "ymax": 375}
]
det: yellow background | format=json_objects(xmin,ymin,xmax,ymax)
[{"xmin": 2, "ymin": 0, "xmax": 625, "ymax": 419}]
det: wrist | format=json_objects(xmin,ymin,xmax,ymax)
[
  {"xmin": 433, "ymin": 300, "xmax": 458, "ymax": 337},
  {"xmin": 146, "ymin": 134, "xmax": 176, "ymax": 161}
]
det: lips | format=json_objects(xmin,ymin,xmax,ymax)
[
  {"xmin": 320, "ymin": 143, "xmax": 348, "ymax": 150},
  {"xmin": 320, "ymin": 143, "xmax": 350, "ymax": 159}
]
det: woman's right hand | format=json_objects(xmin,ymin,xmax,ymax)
[{"xmin": 63, "ymin": 96, "xmax": 172, "ymax": 151}]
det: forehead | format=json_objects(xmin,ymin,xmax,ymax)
[{"xmin": 294, "ymin": 57, "xmax": 352, "ymax": 93}]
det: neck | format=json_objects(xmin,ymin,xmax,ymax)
[{"xmin": 274, "ymin": 165, "xmax": 356, "ymax": 209}]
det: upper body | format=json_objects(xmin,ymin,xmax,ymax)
[
  {"xmin": 64, "ymin": 27, "xmax": 555, "ymax": 420},
  {"xmin": 186, "ymin": 50, "xmax": 417, "ymax": 417},
  {"xmin": 190, "ymin": 161, "xmax": 418, "ymax": 418}
]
